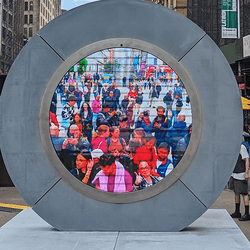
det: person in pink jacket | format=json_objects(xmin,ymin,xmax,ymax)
[
  {"xmin": 91, "ymin": 125, "xmax": 109, "ymax": 153},
  {"xmin": 92, "ymin": 154, "xmax": 133, "ymax": 193}
]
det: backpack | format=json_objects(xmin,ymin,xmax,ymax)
[
  {"xmin": 163, "ymin": 93, "xmax": 171, "ymax": 103},
  {"xmin": 242, "ymin": 141, "xmax": 250, "ymax": 155},
  {"xmin": 177, "ymin": 99, "xmax": 183, "ymax": 107},
  {"xmin": 242, "ymin": 141, "xmax": 250, "ymax": 167},
  {"xmin": 152, "ymin": 89, "xmax": 158, "ymax": 98},
  {"xmin": 96, "ymin": 113, "xmax": 106, "ymax": 128},
  {"xmin": 107, "ymin": 137, "xmax": 123, "ymax": 147}
]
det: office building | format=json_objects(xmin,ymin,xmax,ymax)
[
  {"xmin": 144, "ymin": 0, "xmax": 187, "ymax": 16},
  {"xmin": 0, "ymin": 0, "xmax": 24, "ymax": 74},
  {"xmin": 24, "ymin": 0, "xmax": 61, "ymax": 40}
]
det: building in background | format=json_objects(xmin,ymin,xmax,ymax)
[
  {"xmin": 187, "ymin": 0, "xmax": 222, "ymax": 46},
  {"xmin": 0, "ymin": 0, "xmax": 24, "ymax": 74},
  {"xmin": 144, "ymin": 0, "xmax": 187, "ymax": 16},
  {"xmin": 145, "ymin": 0, "xmax": 250, "ymax": 48},
  {"xmin": 0, "ymin": 0, "xmax": 62, "ymax": 185},
  {"xmin": 0, "ymin": 0, "xmax": 62, "ymax": 75},
  {"xmin": 24, "ymin": 0, "xmax": 61, "ymax": 41},
  {"xmin": 186, "ymin": 0, "xmax": 250, "ymax": 132},
  {"xmin": 145, "ymin": 0, "xmax": 250, "ymax": 131},
  {"xmin": 187, "ymin": 0, "xmax": 250, "ymax": 47}
]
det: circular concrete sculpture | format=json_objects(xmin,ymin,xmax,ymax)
[{"xmin": 0, "ymin": 0, "xmax": 242, "ymax": 231}]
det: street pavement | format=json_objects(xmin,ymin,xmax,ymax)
[{"xmin": 0, "ymin": 186, "xmax": 250, "ymax": 241}]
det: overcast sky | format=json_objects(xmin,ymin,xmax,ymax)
[{"xmin": 61, "ymin": 0, "xmax": 99, "ymax": 10}]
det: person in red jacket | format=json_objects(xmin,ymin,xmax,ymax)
[
  {"xmin": 49, "ymin": 111, "xmax": 59, "ymax": 127},
  {"xmin": 133, "ymin": 134, "xmax": 159, "ymax": 176},
  {"xmin": 128, "ymin": 86, "xmax": 138, "ymax": 100}
]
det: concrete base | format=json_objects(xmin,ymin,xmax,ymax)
[{"xmin": 0, "ymin": 209, "xmax": 249, "ymax": 250}]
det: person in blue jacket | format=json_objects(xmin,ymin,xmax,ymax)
[
  {"xmin": 139, "ymin": 110, "xmax": 153, "ymax": 134},
  {"xmin": 105, "ymin": 91, "xmax": 117, "ymax": 111},
  {"xmin": 176, "ymin": 124, "xmax": 192, "ymax": 165},
  {"xmin": 165, "ymin": 114, "xmax": 188, "ymax": 167},
  {"xmin": 156, "ymin": 142, "xmax": 174, "ymax": 177}
]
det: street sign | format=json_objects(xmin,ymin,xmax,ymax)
[
  {"xmin": 243, "ymin": 34, "xmax": 250, "ymax": 57},
  {"xmin": 221, "ymin": 0, "xmax": 237, "ymax": 38},
  {"xmin": 239, "ymin": 83, "xmax": 245, "ymax": 90}
]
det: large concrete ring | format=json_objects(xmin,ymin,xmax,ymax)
[{"xmin": 0, "ymin": 0, "xmax": 242, "ymax": 231}]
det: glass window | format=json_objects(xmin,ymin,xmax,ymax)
[
  {"xmin": 29, "ymin": 27, "xmax": 33, "ymax": 37},
  {"xmin": 25, "ymin": 2, "xmax": 28, "ymax": 11},
  {"xmin": 9, "ymin": 14, "xmax": 12, "ymax": 27},
  {"xmin": 1, "ymin": 62, "xmax": 5, "ymax": 73},
  {"xmin": 29, "ymin": 14, "xmax": 33, "ymax": 24},
  {"xmin": 2, "ymin": 27, "xmax": 6, "ymax": 39},
  {"xmin": 9, "ymin": 0, "xmax": 13, "ymax": 10},
  {"xmin": 24, "ymin": 15, "xmax": 28, "ymax": 24},
  {"xmin": 1, "ymin": 44, "xmax": 5, "ymax": 56},
  {"xmin": 24, "ymin": 28, "xmax": 27, "ymax": 37},
  {"xmin": 3, "ymin": 10, "xmax": 7, "ymax": 21},
  {"xmin": 7, "ymin": 47, "xmax": 11, "ymax": 56},
  {"xmin": 30, "ymin": 1, "xmax": 33, "ymax": 11}
]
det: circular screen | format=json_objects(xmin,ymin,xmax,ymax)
[{"xmin": 49, "ymin": 48, "xmax": 192, "ymax": 193}]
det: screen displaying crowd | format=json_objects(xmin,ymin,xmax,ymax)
[{"xmin": 49, "ymin": 48, "xmax": 192, "ymax": 193}]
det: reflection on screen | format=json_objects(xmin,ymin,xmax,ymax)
[{"xmin": 49, "ymin": 48, "xmax": 192, "ymax": 193}]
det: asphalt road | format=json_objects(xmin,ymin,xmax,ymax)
[{"xmin": 0, "ymin": 187, "xmax": 250, "ymax": 241}]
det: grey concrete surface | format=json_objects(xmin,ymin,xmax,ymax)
[
  {"xmin": 37, "ymin": 0, "xmax": 206, "ymax": 61},
  {"xmin": 1, "ymin": 187, "xmax": 250, "ymax": 243},
  {"xmin": 40, "ymin": 38, "xmax": 202, "ymax": 205},
  {"xmin": 179, "ymin": 34, "xmax": 243, "ymax": 208},
  {"xmin": 0, "ymin": 187, "xmax": 28, "ymax": 227},
  {"xmin": 210, "ymin": 189, "xmax": 250, "ymax": 243},
  {"xmin": 32, "ymin": 178, "xmax": 206, "ymax": 231},
  {"xmin": 0, "ymin": 34, "xmax": 62, "ymax": 206},
  {"xmin": 0, "ymin": 207, "xmax": 249, "ymax": 250}
]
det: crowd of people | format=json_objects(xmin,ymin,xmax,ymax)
[{"xmin": 49, "ymin": 69, "xmax": 192, "ymax": 193}]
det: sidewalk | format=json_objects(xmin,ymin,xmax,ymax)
[{"xmin": 0, "ymin": 187, "xmax": 250, "ymax": 241}]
